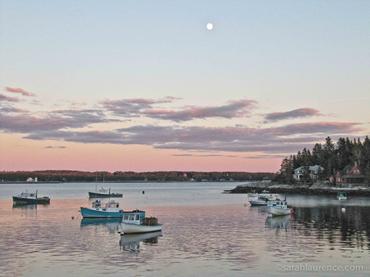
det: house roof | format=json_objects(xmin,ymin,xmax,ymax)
[{"xmin": 294, "ymin": 165, "xmax": 324, "ymax": 172}]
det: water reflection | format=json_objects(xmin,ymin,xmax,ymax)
[
  {"xmin": 12, "ymin": 203, "xmax": 39, "ymax": 217},
  {"xmin": 0, "ymin": 193, "xmax": 370, "ymax": 276},
  {"xmin": 80, "ymin": 218, "xmax": 122, "ymax": 233},
  {"xmin": 119, "ymin": 231, "xmax": 162, "ymax": 253},
  {"xmin": 293, "ymin": 206, "xmax": 370, "ymax": 250},
  {"xmin": 265, "ymin": 215, "xmax": 290, "ymax": 230},
  {"xmin": 12, "ymin": 203, "xmax": 38, "ymax": 209}
]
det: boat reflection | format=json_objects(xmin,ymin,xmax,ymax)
[
  {"xmin": 119, "ymin": 231, "xmax": 162, "ymax": 253},
  {"xmin": 265, "ymin": 215, "xmax": 290, "ymax": 230},
  {"xmin": 12, "ymin": 203, "xmax": 38, "ymax": 209},
  {"xmin": 80, "ymin": 218, "xmax": 122, "ymax": 233},
  {"xmin": 12, "ymin": 203, "xmax": 39, "ymax": 217}
]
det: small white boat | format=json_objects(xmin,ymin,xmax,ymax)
[
  {"xmin": 248, "ymin": 191, "xmax": 279, "ymax": 207},
  {"xmin": 118, "ymin": 210, "xmax": 162, "ymax": 234},
  {"xmin": 119, "ymin": 231, "xmax": 162, "ymax": 252},
  {"xmin": 268, "ymin": 200, "xmax": 291, "ymax": 217},
  {"xmin": 337, "ymin": 192, "xmax": 348, "ymax": 201}
]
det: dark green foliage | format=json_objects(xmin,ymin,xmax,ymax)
[{"xmin": 276, "ymin": 136, "xmax": 370, "ymax": 184}]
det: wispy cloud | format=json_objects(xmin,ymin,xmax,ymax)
[
  {"xmin": 264, "ymin": 108, "xmax": 322, "ymax": 122},
  {"xmin": 173, "ymin": 153, "xmax": 239, "ymax": 158},
  {"xmin": 102, "ymin": 97, "xmax": 177, "ymax": 117},
  {"xmin": 22, "ymin": 121, "xmax": 361, "ymax": 155},
  {"xmin": 102, "ymin": 98, "xmax": 256, "ymax": 121},
  {"xmin": 44, "ymin": 145, "xmax": 67, "ymax": 149},
  {"xmin": 0, "ymin": 93, "xmax": 19, "ymax": 102},
  {"xmin": 0, "ymin": 109, "xmax": 113, "ymax": 133},
  {"xmin": 143, "ymin": 99, "xmax": 257, "ymax": 121},
  {"xmin": 5, "ymin": 87, "xmax": 35, "ymax": 97}
]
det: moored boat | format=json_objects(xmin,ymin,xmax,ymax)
[
  {"xmin": 337, "ymin": 192, "xmax": 348, "ymax": 201},
  {"xmin": 248, "ymin": 191, "xmax": 279, "ymax": 207},
  {"xmin": 268, "ymin": 200, "xmax": 291, "ymax": 217},
  {"xmin": 80, "ymin": 200, "xmax": 124, "ymax": 218},
  {"xmin": 118, "ymin": 210, "xmax": 162, "ymax": 234},
  {"xmin": 12, "ymin": 191, "xmax": 50, "ymax": 205},
  {"xmin": 119, "ymin": 231, "xmax": 162, "ymax": 252},
  {"xmin": 88, "ymin": 187, "xmax": 123, "ymax": 198}
]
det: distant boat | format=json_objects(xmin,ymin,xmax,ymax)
[
  {"xmin": 337, "ymin": 192, "xmax": 348, "ymax": 201},
  {"xmin": 12, "ymin": 191, "xmax": 50, "ymax": 205},
  {"xmin": 119, "ymin": 210, "xmax": 162, "ymax": 234},
  {"xmin": 119, "ymin": 231, "xmax": 162, "ymax": 252},
  {"xmin": 88, "ymin": 187, "xmax": 123, "ymax": 198},
  {"xmin": 80, "ymin": 199, "xmax": 124, "ymax": 218},
  {"xmin": 268, "ymin": 200, "xmax": 291, "ymax": 217},
  {"xmin": 248, "ymin": 191, "xmax": 279, "ymax": 206}
]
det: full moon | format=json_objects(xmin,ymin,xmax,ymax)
[{"xmin": 206, "ymin": 23, "xmax": 214, "ymax": 31}]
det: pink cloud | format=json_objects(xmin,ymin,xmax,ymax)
[{"xmin": 5, "ymin": 87, "xmax": 35, "ymax": 97}]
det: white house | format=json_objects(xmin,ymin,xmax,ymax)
[{"xmin": 293, "ymin": 165, "xmax": 324, "ymax": 181}]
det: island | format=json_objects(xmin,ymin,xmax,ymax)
[{"xmin": 227, "ymin": 136, "xmax": 370, "ymax": 196}]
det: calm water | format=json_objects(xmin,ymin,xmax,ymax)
[{"xmin": 0, "ymin": 182, "xmax": 369, "ymax": 277}]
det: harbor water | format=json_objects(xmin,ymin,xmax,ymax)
[{"xmin": 0, "ymin": 182, "xmax": 369, "ymax": 276}]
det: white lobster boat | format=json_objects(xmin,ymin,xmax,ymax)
[
  {"xmin": 268, "ymin": 200, "xmax": 291, "ymax": 217},
  {"xmin": 248, "ymin": 191, "xmax": 279, "ymax": 207},
  {"xmin": 118, "ymin": 210, "xmax": 162, "ymax": 234}
]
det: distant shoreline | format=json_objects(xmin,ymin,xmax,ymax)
[
  {"xmin": 0, "ymin": 180, "xmax": 244, "ymax": 184},
  {"xmin": 226, "ymin": 182, "xmax": 370, "ymax": 196}
]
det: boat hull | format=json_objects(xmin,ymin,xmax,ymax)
[
  {"xmin": 88, "ymin": 192, "xmax": 123, "ymax": 198},
  {"xmin": 119, "ymin": 223, "xmax": 162, "ymax": 234},
  {"xmin": 12, "ymin": 196, "xmax": 50, "ymax": 205},
  {"xmin": 269, "ymin": 207, "xmax": 291, "ymax": 216},
  {"xmin": 80, "ymin": 207, "xmax": 123, "ymax": 218},
  {"xmin": 249, "ymin": 200, "xmax": 267, "ymax": 206}
]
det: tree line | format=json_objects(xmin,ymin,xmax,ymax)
[
  {"xmin": 277, "ymin": 136, "xmax": 370, "ymax": 184},
  {"xmin": 0, "ymin": 170, "xmax": 274, "ymax": 183}
]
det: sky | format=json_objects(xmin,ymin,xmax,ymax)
[{"xmin": 0, "ymin": 0, "xmax": 369, "ymax": 172}]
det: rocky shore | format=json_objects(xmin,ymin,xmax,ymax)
[{"xmin": 225, "ymin": 181, "xmax": 370, "ymax": 196}]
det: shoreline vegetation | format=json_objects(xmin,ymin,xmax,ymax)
[
  {"xmin": 225, "ymin": 181, "xmax": 370, "ymax": 196},
  {"xmin": 0, "ymin": 171, "xmax": 274, "ymax": 183},
  {"xmin": 228, "ymin": 136, "xmax": 370, "ymax": 196}
]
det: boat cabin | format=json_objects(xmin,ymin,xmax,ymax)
[
  {"xmin": 337, "ymin": 192, "xmax": 348, "ymax": 200},
  {"xmin": 268, "ymin": 200, "xmax": 288, "ymax": 208},
  {"xmin": 122, "ymin": 210, "xmax": 146, "ymax": 225},
  {"xmin": 18, "ymin": 192, "xmax": 37, "ymax": 199}
]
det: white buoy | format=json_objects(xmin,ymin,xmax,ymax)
[{"xmin": 341, "ymin": 207, "xmax": 346, "ymax": 213}]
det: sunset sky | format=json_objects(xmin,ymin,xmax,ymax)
[{"xmin": 1, "ymin": 1, "xmax": 369, "ymax": 172}]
